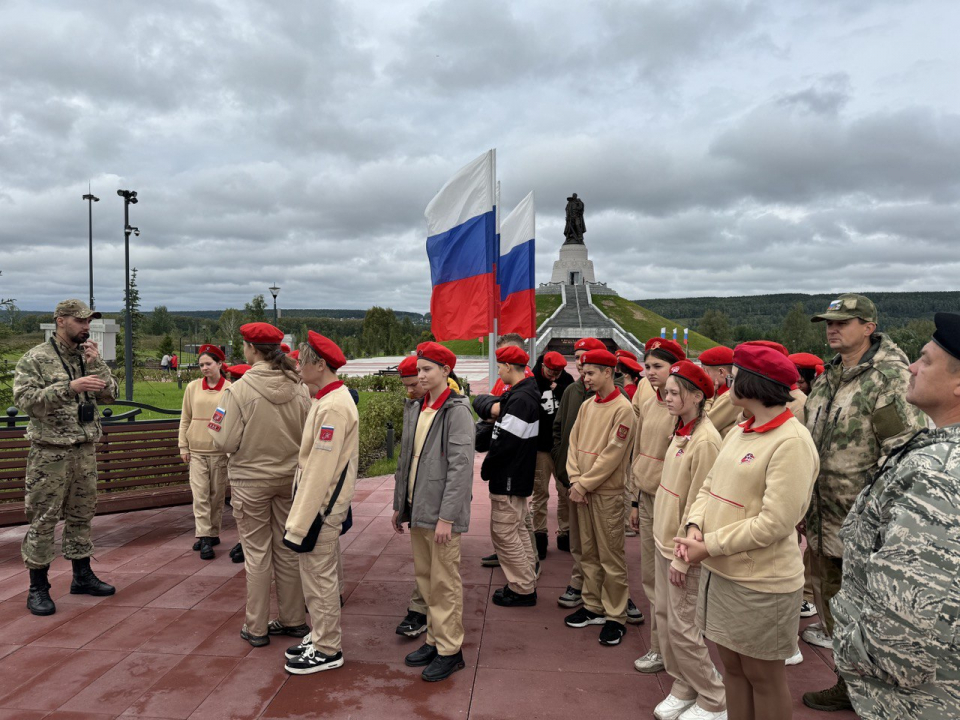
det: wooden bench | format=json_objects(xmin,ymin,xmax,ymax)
[{"xmin": 0, "ymin": 419, "xmax": 192, "ymax": 527}]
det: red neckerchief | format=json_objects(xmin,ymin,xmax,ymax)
[
  {"xmin": 675, "ymin": 417, "xmax": 698, "ymax": 437},
  {"xmin": 595, "ymin": 387, "xmax": 621, "ymax": 404},
  {"xmin": 202, "ymin": 377, "xmax": 225, "ymax": 391},
  {"xmin": 315, "ymin": 380, "xmax": 344, "ymax": 400},
  {"xmin": 655, "ymin": 388, "xmax": 664, "ymax": 403},
  {"xmin": 741, "ymin": 409, "xmax": 794, "ymax": 434},
  {"xmin": 716, "ymin": 383, "xmax": 729, "ymax": 397},
  {"xmin": 423, "ymin": 387, "xmax": 451, "ymax": 410}
]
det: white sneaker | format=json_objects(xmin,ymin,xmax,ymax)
[
  {"xmin": 654, "ymin": 694, "xmax": 695, "ymax": 720},
  {"xmin": 678, "ymin": 706, "xmax": 727, "ymax": 720},
  {"xmin": 801, "ymin": 623, "xmax": 833, "ymax": 649},
  {"xmin": 633, "ymin": 651, "xmax": 665, "ymax": 673},
  {"xmin": 785, "ymin": 648, "xmax": 804, "ymax": 665},
  {"xmin": 800, "ymin": 599, "xmax": 818, "ymax": 617}
]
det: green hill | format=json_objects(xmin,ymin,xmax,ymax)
[{"xmin": 592, "ymin": 296, "xmax": 717, "ymax": 354}]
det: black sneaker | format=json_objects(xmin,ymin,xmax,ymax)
[
  {"xmin": 599, "ymin": 620, "xmax": 626, "ymax": 646},
  {"xmin": 285, "ymin": 634, "xmax": 313, "ymax": 660},
  {"xmin": 405, "ymin": 643, "xmax": 439, "ymax": 667},
  {"xmin": 422, "ymin": 650, "xmax": 465, "ymax": 682},
  {"xmin": 240, "ymin": 625, "xmax": 270, "ymax": 647},
  {"xmin": 556, "ymin": 533, "xmax": 570, "ymax": 552},
  {"xmin": 626, "ymin": 598, "xmax": 645, "ymax": 625},
  {"xmin": 480, "ymin": 553, "xmax": 500, "ymax": 568},
  {"xmin": 285, "ymin": 647, "xmax": 344, "ymax": 675},
  {"xmin": 535, "ymin": 532, "xmax": 548, "ymax": 560},
  {"xmin": 492, "ymin": 585, "xmax": 537, "ymax": 607},
  {"xmin": 564, "ymin": 607, "xmax": 605, "ymax": 628},
  {"xmin": 396, "ymin": 610, "xmax": 428, "ymax": 637},
  {"xmin": 557, "ymin": 586, "xmax": 584, "ymax": 608},
  {"xmin": 268, "ymin": 619, "xmax": 310, "ymax": 637}
]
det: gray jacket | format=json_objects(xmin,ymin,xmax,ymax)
[{"xmin": 393, "ymin": 393, "xmax": 475, "ymax": 533}]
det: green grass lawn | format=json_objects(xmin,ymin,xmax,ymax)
[
  {"xmin": 596, "ymin": 296, "xmax": 718, "ymax": 354},
  {"xmin": 440, "ymin": 339, "xmax": 483, "ymax": 355},
  {"xmin": 535, "ymin": 294, "xmax": 562, "ymax": 325}
]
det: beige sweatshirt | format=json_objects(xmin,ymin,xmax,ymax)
[
  {"xmin": 706, "ymin": 389, "xmax": 739, "ymax": 438},
  {"xmin": 630, "ymin": 391, "xmax": 676, "ymax": 496},
  {"xmin": 685, "ymin": 411, "xmax": 819, "ymax": 593},
  {"xmin": 208, "ymin": 361, "xmax": 311, "ymax": 487},
  {"xmin": 567, "ymin": 388, "xmax": 634, "ymax": 496},
  {"xmin": 285, "ymin": 383, "xmax": 359, "ymax": 545},
  {"xmin": 653, "ymin": 416, "xmax": 722, "ymax": 573},
  {"xmin": 178, "ymin": 376, "xmax": 231, "ymax": 455}
]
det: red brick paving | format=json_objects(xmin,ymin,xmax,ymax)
[{"xmin": 0, "ymin": 458, "xmax": 856, "ymax": 719}]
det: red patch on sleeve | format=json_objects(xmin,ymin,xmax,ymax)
[
  {"xmin": 319, "ymin": 425, "xmax": 335, "ymax": 442},
  {"xmin": 616, "ymin": 424, "xmax": 629, "ymax": 440}
]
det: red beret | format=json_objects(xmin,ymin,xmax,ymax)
[
  {"xmin": 198, "ymin": 344, "xmax": 225, "ymax": 363},
  {"xmin": 618, "ymin": 356, "xmax": 643, "ymax": 374},
  {"xmin": 307, "ymin": 331, "xmax": 346, "ymax": 370},
  {"xmin": 789, "ymin": 352, "xmax": 825, "ymax": 377},
  {"xmin": 496, "ymin": 346, "xmax": 529, "ymax": 365},
  {"xmin": 733, "ymin": 344, "xmax": 799, "ymax": 389},
  {"xmin": 543, "ymin": 351, "xmax": 567, "ymax": 370},
  {"xmin": 417, "ymin": 341, "xmax": 457, "ymax": 371},
  {"xmin": 697, "ymin": 346, "xmax": 734, "ymax": 367},
  {"xmin": 645, "ymin": 338, "xmax": 686, "ymax": 362},
  {"xmin": 581, "ymin": 349, "xmax": 617, "ymax": 367},
  {"xmin": 289, "ymin": 350, "xmax": 300, "ymax": 362},
  {"xmin": 574, "ymin": 337, "xmax": 605, "ymax": 352},
  {"xmin": 743, "ymin": 340, "xmax": 789, "ymax": 357},
  {"xmin": 281, "ymin": 343, "xmax": 291, "ymax": 354},
  {"xmin": 669, "ymin": 360, "xmax": 715, "ymax": 400},
  {"xmin": 398, "ymin": 355, "xmax": 419, "ymax": 377},
  {"xmin": 240, "ymin": 322, "xmax": 284, "ymax": 344},
  {"xmin": 226, "ymin": 363, "xmax": 250, "ymax": 379},
  {"xmin": 615, "ymin": 349, "xmax": 638, "ymax": 362}
]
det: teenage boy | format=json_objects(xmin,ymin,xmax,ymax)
[
  {"xmin": 283, "ymin": 332, "xmax": 358, "ymax": 674},
  {"xmin": 482, "ymin": 345, "xmax": 541, "ymax": 607},
  {"xmin": 393, "ymin": 355, "xmax": 430, "ymax": 639},
  {"xmin": 391, "ymin": 342, "xmax": 475, "ymax": 682},
  {"xmin": 564, "ymin": 348, "xmax": 635, "ymax": 646}
]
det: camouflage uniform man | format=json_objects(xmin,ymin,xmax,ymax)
[
  {"xmin": 13, "ymin": 299, "xmax": 118, "ymax": 616},
  {"xmin": 832, "ymin": 312, "xmax": 960, "ymax": 719},
  {"xmin": 802, "ymin": 294, "xmax": 927, "ymax": 711}
]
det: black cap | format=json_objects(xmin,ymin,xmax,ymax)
[{"xmin": 933, "ymin": 313, "xmax": 960, "ymax": 361}]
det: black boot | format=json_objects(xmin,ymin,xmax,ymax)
[
  {"xmin": 556, "ymin": 533, "xmax": 570, "ymax": 553},
  {"xmin": 199, "ymin": 537, "xmax": 215, "ymax": 560},
  {"xmin": 27, "ymin": 567, "xmax": 56, "ymax": 616},
  {"xmin": 70, "ymin": 557, "xmax": 115, "ymax": 596},
  {"xmin": 535, "ymin": 532, "xmax": 548, "ymax": 560},
  {"xmin": 230, "ymin": 543, "xmax": 244, "ymax": 563},
  {"xmin": 193, "ymin": 537, "xmax": 220, "ymax": 552},
  {"xmin": 421, "ymin": 650, "xmax": 465, "ymax": 681}
]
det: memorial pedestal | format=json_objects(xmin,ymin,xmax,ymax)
[{"xmin": 550, "ymin": 243, "xmax": 596, "ymax": 285}]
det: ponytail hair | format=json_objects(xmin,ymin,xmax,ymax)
[{"xmin": 248, "ymin": 342, "xmax": 298, "ymax": 374}]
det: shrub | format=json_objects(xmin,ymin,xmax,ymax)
[
  {"xmin": 343, "ymin": 374, "xmax": 405, "ymax": 393},
  {"xmin": 357, "ymin": 389, "xmax": 405, "ymax": 476}
]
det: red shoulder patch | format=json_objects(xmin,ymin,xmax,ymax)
[
  {"xmin": 319, "ymin": 425, "xmax": 335, "ymax": 442},
  {"xmin": 616, "ymin": 424, "xmax": 629, "ymax": 440}
]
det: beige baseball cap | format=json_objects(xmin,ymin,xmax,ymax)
[{"xmin": 54, "ymin": 299, "xmax": 102, "ymax": 320}]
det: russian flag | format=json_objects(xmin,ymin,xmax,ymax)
[
  {"xmin": 425, "ymin": 150, "xmax": 497, "ymax": 340},
  {"xmin": 498, "ymin": 191, "xmax": 536, "ymax": 338}
]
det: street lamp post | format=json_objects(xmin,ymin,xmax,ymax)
[
  {"xmin": 269, "ymin": 284, "xmax": 280, "ymax": 325},
  {"xmin": 82, "ymin": 190, "xmax": 99, "ymax": 309},
  {"xmin": 117, "ymin": 189, "xmax": 138, "ymax": 401}
]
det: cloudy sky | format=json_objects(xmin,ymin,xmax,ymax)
[{"xmin": 1, "ymin": 0, "xmax": 958, "ymax": 315}]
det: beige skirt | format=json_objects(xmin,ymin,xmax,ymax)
[{"xmin": 696, "ymin": 570, "xmax": 802, "ymax": 661}]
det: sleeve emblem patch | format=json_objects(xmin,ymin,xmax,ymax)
[
  {"xmin": 319, "ymin": 425, "xmax": 335, "ymax": 442},
  {"xmin": 616, "ymin": 424, "xmax": 629, "ymax": 440},
  {"xmin": 211, "ymin": 407, "xmax": 226, "ymax": 424}
]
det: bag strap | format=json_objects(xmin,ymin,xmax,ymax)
[{"xmin": 323, "ymin": 464, "xmax": 350, "ymax": 519}]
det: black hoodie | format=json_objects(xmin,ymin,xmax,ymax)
[
  {"xmin": 480, "ymin": 376, "xmax": 541, "ymax": 496},
  {"xmin": 532, "ymin": 353, "xmax": 574, "ymax": 453}
]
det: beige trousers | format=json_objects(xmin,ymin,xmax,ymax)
[
  {"xmin": 408, "ymin": 584, "xmax": 428, "ymax": 615},
  {"xmin": 189, "ymin": 454, "xmax": 228, "ymax": 538},
  {"xmin": 411, "ymin": 526, "xmax": 464, "ymax": 656},
  {"xmin": 638, "ymin": 489, "xmax": 660, "ymax": 654},
  {"xmin": 567, "ymin": 493, "xmax": 584, "ymax": 590},
  {"xmin": 299, "ymin": 509, "xmax": 348, "ymax": 656},
  {"xmin": 490, "ymin": 494, "xmax": 537, "ymax": 594},
  {"xmin": 655, "ymin": 554, "xmax": 726, "ymax": 712},
  {"xmin": 577, "ymin": 493, "xmax": 629, "ymax": 624},
  {"xmin": 530, "ymin": 452, "xmax": 570, "ymax": 535},
  {"xmin": 231, "ymin": 484, "xmax": 305, "ymax": 637}
]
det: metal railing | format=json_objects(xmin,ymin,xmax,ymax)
[{"xmin": 4, "ymin": 401, "xmax": 181, "ymax": 428}]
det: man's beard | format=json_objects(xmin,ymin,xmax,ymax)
[{"xmin": 70, "ymin": 330, "xmax": 90, "ymax": 346}]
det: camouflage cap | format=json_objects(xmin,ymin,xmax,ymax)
[
  {"xmin": 54, "ymin": 298, "xmax": 101, "ymax": 320},
  {"xmin": 811, "ymin": 293, "xmax": 877, "ymax": 324}
]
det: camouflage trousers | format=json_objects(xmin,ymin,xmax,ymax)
[{"xmin": 21, "ymin": 442, "xmax": 98, "ymax": 569}]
